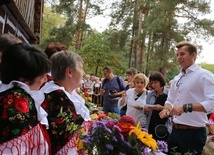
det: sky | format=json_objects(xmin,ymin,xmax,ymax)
[
  {"xmin": 196, "ymin": 1, "xmax": 214, "ymax": 64},
  {"xmin": 86, "ymin": 1, "xmax": 214, "ymax": 64}
]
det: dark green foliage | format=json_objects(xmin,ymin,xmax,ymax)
[
  {"xmin": 40, "ymin": 0, "xmax": 214, "ymax": 79},
  {"xmin": 199, "ymin": 63, "xmax": 214, "ymax": 73},
  {"xmin": 78, "ymin": 32, "xmax": 127, "ymax": 77}
]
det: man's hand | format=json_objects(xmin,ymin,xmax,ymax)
[
  {"xmin": 159, "ymin": 109, "xmax": 171, "ymax": 118},
  {"xmin": 110, "ymin": 90, "xmax": 125, "ymax": 97},
  {"xmin": 172, "ymin": 105, "xmax": 183, "ymax": 116},
  {"xmin": 159, "ymin": 104, "xmax": 172, "ymax": 118}
]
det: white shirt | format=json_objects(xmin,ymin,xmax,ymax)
[
  {"xmin": 118, "ymin": 88, "xmax": 147, "ymax": 127},
  {"xmin": 167, "ymin": 64, "xmax": 214, "ymax": 127}
]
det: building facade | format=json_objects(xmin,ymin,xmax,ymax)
[{"xmin": 0, "ymin": 0, "xmax": 44, "ymax": 44}]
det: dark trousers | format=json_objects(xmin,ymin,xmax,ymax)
[
  {"xmin": 102, "ymin": 105, "xmax": 120, "ymax": 115},
  {"xmin": 167, "ymin": 127, "xmax": 207, "ymax": 155},
  {"xmin": 120, "ymin": 105, "xmax": 127, "ymax": 116}
]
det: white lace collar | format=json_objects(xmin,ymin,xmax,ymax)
[
  {"xmin": 0, "ymin": 81, "xmax": 49, "ymax": 128},
  {"xmin": 41, "ymin": 81, "xmax": 91, "ymax": 121}
]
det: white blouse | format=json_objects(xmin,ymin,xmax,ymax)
[{"xmin": 118, "ymin": 88, "xmax": 147, "ymax": 127}]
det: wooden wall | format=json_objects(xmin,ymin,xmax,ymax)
[{"xmin": 0, "ymin": 0, "xmax": 44, "ymax": 44}]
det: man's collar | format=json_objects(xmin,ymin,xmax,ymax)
[{"xmin": 181, "ymin": 63, "xmax": 198, "ymax": 74}]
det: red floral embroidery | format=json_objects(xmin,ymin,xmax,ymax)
[
  {"xmin": 0, "ymin": 87, "xmax": 38, "ymax": 144},
  {"xmin": 56, "ymin": 90, "xmax": 63, "ymax": 94},
  {"xmin": 56, "ymin": 105, "xmax": 61, "ymax": 109},
  {"xmin": 14, "ymin": 98, "xmax": 29, "ymax": 113},
  {"xmin": 43, "ymin": 90, "xmax": 84, "ymax": 154},
  {"xmin": 41, "ymin": 100, "xmax": 49, "ymax": 110},
  {"xmin": 2, "ymin": 109, "xmax": 8, "ymax": 119},
  {"xmin": 56, "ymin": 118, "xmax": 64, "ymax": 124},
  {"xmin": 73, "ymin": 111, "xmax": 78, "ymax": 119},
  {"xmin": 2, "ymin": 129, "xmax": 10, "ymax": 136},
  {"xmin": 8, "ymin": 94, "xmax": 14, "ymax": 99},
  {"xmin": 0, "ymin": 96, "xmax": 4, "ymax": 102},
  {"xmin": 3, "ymin": 96, "xmax": 14, "ymax": 109}
]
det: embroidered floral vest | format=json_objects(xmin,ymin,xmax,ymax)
[
  {"xmin": 0, "ymin": 87, "xmax": 38, "ymax": 143},
  {"xmin": 42, "ymin": 89, "xmax": 84, "ymax": 154}
]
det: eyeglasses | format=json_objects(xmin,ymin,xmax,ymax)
[{"xmin": 176, "ymin": 74, "xmax": 185, "ymax": 87}]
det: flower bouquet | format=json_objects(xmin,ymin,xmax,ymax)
[{"xmin": 82, "ymin": 115, "xmax": 167, "ymax": 155}]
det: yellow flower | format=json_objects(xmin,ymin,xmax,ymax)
[
  {"xmin": 80, "ymin": 128, "xmax": 86, "ymax": 135},
  {"xmin": 129, "ymin": 122, "xmax": 158, "ymax": 151},
  {"xmin": 87, "ymin": 97, "xmax": 92, "ymax": 102},
  {"xmin": 90, "ymin": 113, "xmax": 98, "ymax": 120},
  {"xmin": 75, "ymin": 138, "xmax": 84, "ymax": 150},
  {"xmin": 76, "ymin": 128, "xmax": 87, "ymax": 150}
]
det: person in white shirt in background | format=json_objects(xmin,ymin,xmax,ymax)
[
  {"xmin": 118, "ymin": 73, "xmax": 149, "ymax": 128},
  {"xmin": 83, "ymin": 74, "xmax": 94, "ymax": 94}
]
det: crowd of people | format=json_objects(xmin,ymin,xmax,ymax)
[{"xmin": 0, "ymin": 33, "xmax": 214, "ymax": 155}]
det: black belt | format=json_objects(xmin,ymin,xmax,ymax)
[{"xmin": 173, "ymin": 122, "xmax": 204, "ymax": 130}]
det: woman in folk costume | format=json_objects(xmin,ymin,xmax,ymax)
[
  {"xmin": 40, "ymin": 50, "xmax": 91, "ymax": 155},
  {"xmin": 0, "ymin": 43, "xmax": 51, "ymax": 154}
]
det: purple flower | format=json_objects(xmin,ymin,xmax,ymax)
[
  {"xmin": 141, "ymin": 127, "xmax": 148, "ymax": 132},
  {"xmin": 106, "ymin": 144, "xmax": 114, "ymax": 150},
  {"xmin": 143, "ymin": 147, "xmax": 151, "ymax": 155},
  {"xmin": 157, "ymin": 140, "xmax": 168, "ymax": 153},
  {"xmin": 119, "ymin": 153, "xmax": 126, "ymax": 155},
  {"xmin": 81, "ymin": 117, "xmax": 160, "ymax": 155}
]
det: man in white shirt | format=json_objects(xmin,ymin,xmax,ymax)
[{"xmin": 159, "ymin": 41, "xmax": 214, "ymax": 155}]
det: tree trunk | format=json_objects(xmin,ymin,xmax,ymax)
[
  {"xmin": 136, "ymin": 7, "xmax": 143, "ymax": 72},
  {"xmin": 75, "ymin": 0, "xmax": 83, "ymax": 50},
  {"xmin": 79, "ymin": 0, "xmax": 89, "ymax": 50}
]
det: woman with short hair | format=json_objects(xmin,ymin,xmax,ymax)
[
  {"xmin": 118, "ymin": 73, "xmax": 148, "ymax": 127},
  {"xmin": 145, "ymin": 71, "xmax": 170, "ymax": 141},
  {"xmin": 41, "ymin": 50, "xmax": 91, "ymax": 154}
]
